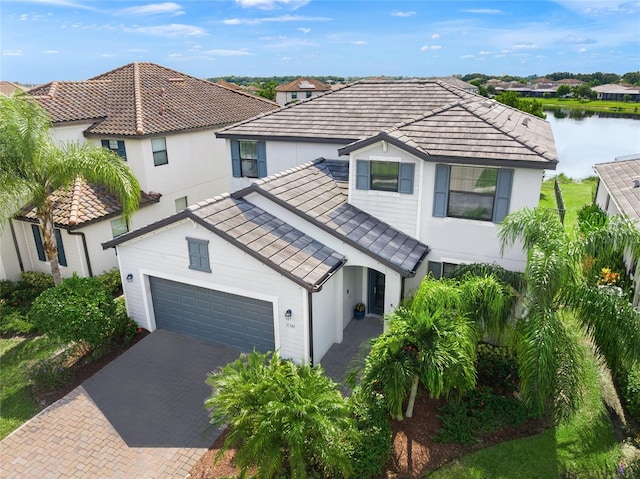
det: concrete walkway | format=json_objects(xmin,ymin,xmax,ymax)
[{"xmin": 0, "ymin": 330, "xmax": 241, "ymax": 479}]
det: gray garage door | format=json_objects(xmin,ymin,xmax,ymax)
[{"xmin": 149, "ymin": 276, "xmax": 275, "ymax": 353}]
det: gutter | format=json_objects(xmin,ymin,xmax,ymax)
[
  {"xmin": 9, "ymin": 220, "xmax": 24, "ymax": 273},
  {"xmin": 67, "ymin": 229, "xmax": 93, "ymax": 277},
  {"xmin": 308, "ymin": 291, "xmax": 314, "ymax": 366}
]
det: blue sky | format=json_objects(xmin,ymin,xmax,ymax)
[{"xmin": 1, "ymin": 0, "xmax": 639, "ymax": 84}]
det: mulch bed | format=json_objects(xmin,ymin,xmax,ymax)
[
  {"xmin": 188, "ymin": 393, "xmax": 550, "ymax": 479},
  {"xmin": 31, "ymin": 329, "xmax": 150, "ymax": 409}
]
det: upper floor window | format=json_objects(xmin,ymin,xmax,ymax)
[
  {"xmin": 101, "ymin": 139, "xmax": 127, "ymax": 160},
  {"xmin": 110, "ymin": 217, "xmax": 129, "ymax": 238},
  {"xmin": 291, "ymin": 92, "xmax": 298, "ymax": 100},
  {"xmin": 187, "ymin": 237, "xmax": 211, "ymax": 272},
  {"xmin": 306, "ymin": 91, "xmax": 312, "ymax": 98},
  {"xmin": 433, "ymin": 164, "xmax": 513, "ymax": 223},
  {"xmin": 152, "ymin": 137, "xmax": 168, "ymax": 166},
  {"xmin": 31, "ymin": 225, "xmax": 67, "ymax": 266},
  {"xmin": 355, "ymin": 159, "xmax": 414, "ymax": 194},
  {"xmin": 231, "ymin": 140, "xmax": 267, "ymax": 179},
  {"xmin": 175, "ymin": 196, "xmax": 188, "ymax": 212}
]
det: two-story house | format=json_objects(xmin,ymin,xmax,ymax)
[
  {"xmin": 1, "ymin": 62, "xmax": 278, "ymax": 281},
  {"xmin": 103, "ymin": 79, "xmax": 558, "ymax": 365},
  {"xmin": 275, "ymin": 77, "xmax": 332, "ymax": 106}
]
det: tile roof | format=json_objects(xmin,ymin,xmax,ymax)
[
  {"xmin": 592, "ymin": 83, "xmax": 640, "ymax": 94},
  {"xmin": 339, "ymin": 97, "xmax": 558, "ymax": 167},
  {"xmin": 0, "ymin": 81, "xmax": 29, "ymax": 97},
  {"xmin": 594, "ymin": 157, "xmax": 640, "ymax": 221},
  {"xmin": 239, "ymin": 159, "xmax": 430, "ymax": 276},
  {"xmin": 218, "ymin": 79, "xmax": 475, "ymax": 142},
  {"xmin": 275, "ymin": 77, "xmax": 331, "ymax": 92},
  {"xmin": 17, "ymin": 178, "xmax": 161, "ymax": 228},
  {"xmin": 28, "ymin": 62, "xmax": 279, "ymax": 137},
  {"xmin": 103, "ymin": 194, "xmax": 346, "ymax": 291}
]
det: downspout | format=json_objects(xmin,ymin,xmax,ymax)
[
  {"xmin": 308, "ymin": 291, "xmax": 314, "ymax": 366},
  {"xmin": 401, "ymin": 277, "xmax": 405, "ymax": 302},
  {"xmin": 67, "ymin": 229, "xmax": 93, "ymax": 277},
  {"xmin": 9, "ymin": 220, "xmax": 24, "ymax": 273}
]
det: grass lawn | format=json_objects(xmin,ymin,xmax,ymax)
[
  {"xmin": 426, "ymin": 338, "xmax": 621, "ymax": 478},
  {"xmin": 0, "ymin": 335, "xmax": 62, "ymax": 440},
  {"xmin": 537, "ymin": 97, "xmax": 640, "ymax": 114},
  {"xmin": 539, "ymin": 176, "xmax": 598, "ymax": 233}
]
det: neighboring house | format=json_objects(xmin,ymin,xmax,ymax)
[
  {"xmin": 594, "ymin": 154, "xmax": 640, "ymax": 306},
  {"xmin": 592, "ymin": 84, "xmax": 640, "ymax": 102},
  {"xmin": 275, "ymin": 77, "xmax": 331, "ymax": 106},
  {"xmin": 2, "ymin": 62, "xmax": 278, "ymax": 281},
  {"xmin": 438, "ymin": 77, "xmax": 479, "ymax": 93},
  {"xmin": 105, "ymin": 79, "xmax": 557, "ymax": 364},
  {"xmin": 0, "ymin": 81, "xmax": 29, "ymax": 97}
]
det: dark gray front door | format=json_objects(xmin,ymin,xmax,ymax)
[
  {"xmin": 149, "ymin": 276, "xmax": 275, "ymax": 353},
  {"xmin": 367, "ymin": 269, "xmax": 385, "ymax": 316}
]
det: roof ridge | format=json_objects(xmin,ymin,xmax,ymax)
[
  {"xmin": 133, "ymin": 62, "xmax": 144, "ymax": 135},
  {"xmin": 188, "ymin": 192, "xmax": 232, "ymax": 211},
  {"xmin": 386, "ymin": 101, "xmax": 465, "ymax": 133},
  {"xmin": 68, "ymin": 177, "xmax": 84, "ymax": 226}
]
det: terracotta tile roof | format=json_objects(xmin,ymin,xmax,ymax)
[
  {"xmin": 0, "ymin": 81, "xmax": 29, "ymax": 97},
  {"xmin": 28, "ymin": 62, "xmax": 279, "ymax": 137},
  {"xmin": 275, "ymin": 77, "xmax": 331, "ymax": 92},
  {"xmin": 103, "ymin": 194, "xmax": 346, "ymax": 291},
  {"xmin": 594, "ymin": 156, "xmax": 640, "ymax": 221},
  {"xmin": 218, "ymin": 79, "xmax": 475, "ymax": 142},
  {"xmin": 243, "ymin": 159, "xmax": 429, "ymax": 276},
  {"xmin": 17, "ymin": 178, "xmax": 161, "ymax": 227},
  {"xmin": 215, "ymin": 79, "xmax": 242, "ymax": 90},
  {"xmin": 343, "ymin": 97, "xmax": 558, "ymax": 166}
]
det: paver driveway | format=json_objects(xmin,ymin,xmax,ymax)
[{"xmin": 0, "ymin": 330, "xmax": 241, "ymax": 479}]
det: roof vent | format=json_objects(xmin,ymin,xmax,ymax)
[
  {"xmin": 633, "ymin": 178, "xmax": 640, "ymax": 188},
  {"xmin": 522, "ymin": 117, "xmax": 530, "ymax": 127},
  {"xmin": 299, "ymin": 81, "xmax": 315, "ymax": 89}
]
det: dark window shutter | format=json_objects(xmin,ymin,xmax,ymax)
[
  {"xmin": 55, "ymin": 229, "xmax": 67, "ymax": 267},
  {"xmin": 117, "ymin": 141, "xmax": 126, "ymax": 160},
  {"xmin": 257, "ymin": 141, "xmax": 267, "ymax": 178},
  {"xmin": 433, "ymin": 164, "xmax": 450, "ymax": 217},
  {"xmin": 231, "ymin": 140, "xmax": 241, "ymax": 178},
  {"xmin": 427, "ymin": 261, "xmax": 442, "ymax": 279},
  {"xmin": 356, "ymin": 160, "xmax": 370, "ymax": 190},
  {"xmin": 101, "ymin": 140, "xmax": 109, "ymax": 148},
  {"xmin": 493, "ymin": 169, "xmax": 514, "ymax": 222},
  {"xmin": 398, "ymin": 163, "xmax": 415, "ymax": 194},
  {"xmin": 31, "ymin": 224, "xmax": 46, "ymax": 261}
]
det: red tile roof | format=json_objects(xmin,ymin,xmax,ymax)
[
  {"xmin": 275, "ymin": 77, "xmax": 331, "ymax": 92},
  {"xmin": 28, "ymin": 62, "xmax": 279, "ymax": 137},
  {"xmin": 17, "ymin": 178, "xmax": 161, "ymax": 228}
]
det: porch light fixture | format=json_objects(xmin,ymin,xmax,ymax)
[
  {"xmin": 285, "ymin": 309, "xmax": 292, "ymax": 319},
  {"xmin": 126, "ymin": 273, "xmax": 133, "ymax": 283}
]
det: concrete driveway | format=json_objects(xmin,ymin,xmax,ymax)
[{"xmin": 0, "ymin": 330, "xmax": 241, "ymax": 479}]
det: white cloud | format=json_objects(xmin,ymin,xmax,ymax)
[
  {"xmin": 234, "ymin": 0, "xmax": 310, "ymax": 10},
  {"xmin": 559, "ymin": 34, "xmax": 596, "ymax": 44},
  {"xmin": 100, "ymin": 53, "xmax": 118, "ymax": 57},
  {"xmin": 391, "ymin": 11, "xmax": 416, "ymax": 17},
  {"xmin": 461, "ymin": 54, "xmax": 474, "ymax": 59},
  {"xmin": 420, "ymin": 45, "xmax": 442, "ymax": 51},
  {"xmin": 353, "ymin": 40, "xmax": 367, "ymax": 45},
  {"xmin": 462, "ymin": 9, "xmax": 503, "ymax": 14},
  {"xmin": 297, "ymin": 27, "xmax": 310, "ymax": 33},
  {"xmin": 264, "ymin": 36, "xmax": 319, "ymax": 48},
  {"xmin": 431, "ymin": 33, "xmax": 440, "ymax": 39},
  {"xmin": 223, "ymin": 14, "xmax": 330, "ymax": 25},
  {"xmin": 127, "ymin": 23, "xmax": 207, "ymax": 37},
  {"xmin": 513, "ymin": 43, "xmax": 537, "ymax": 49},
  {"xmin": 203, "ymin": 49, "xmax": 255, "ymax": 56},
  {"xmin": 116, "ymin": 3, "xmax": 185, "ymax": 16},
  {"xmin": 578, "ymin": 47, "xmax": 588, "ymax": 53},
  {"xmin": 281, "ymin": 56, "xmax": 292, "ymax": 61},
  {"xmin": 168, "ymin": 53, "xmax": 182, "ymax": 57},
  {"xmin": 17, "ymin": 0, "xmax": 98, "ymax": 10},
  {"xmin": 479, "ymin": 50, "xmax": 491, "ymax": 55},
  {"xmin": 42, "ymin": 49, "xmax": 59, "ymax": 54},
  {"xmin": 126, "ymin": 48, "xmax": 150, "ymax": 53},
  {"xmin": 2, "ymin": 50, "xmax": 23, "ymax": 56}
]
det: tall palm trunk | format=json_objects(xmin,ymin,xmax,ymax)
[
  {"xmin": 38, "ymin": 202, "xmax": 62, "ymax": 285},
  {"xmin": 405, "ymin": 375, "xmax": 420, "ymax": 418}
]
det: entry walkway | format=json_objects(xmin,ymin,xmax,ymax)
[
  {"xmin": 0, "ymin": 330, "xmax": 241, "ymax": 479},
  {"xmin": 319, "ymin": 316, "xmax": 384, "ymax": 394}
]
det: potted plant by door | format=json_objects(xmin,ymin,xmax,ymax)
[{"xmin": 354, "ymin": 302, "xmax": 366, "ymax": 320}]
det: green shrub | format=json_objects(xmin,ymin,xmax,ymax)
[
  {"xmin": 620, "ymin": 361, "xmax": 640, "ymax": 424},
  {"xmin": 29, "ymin": 274, "xmax": 122, "ymax": 358},
  {"xmin": 96, "ymin": 268, "xmax": 123, "ymax": 298},
  {"xmin": 19, "ymin": 271, "xmax": 54, "ymax": 292},
  {"xmin": 0, "ymin": 309, "xmax": 35, "ymax": 335},
  {"xmin": 29, "ymin": 354, "xmax": 72, "ymax": 392},
  {"xmin": 348, "ymin": 389, "xmax": 393, "ymax": 478},
  {"xmin": 476, "ymin": 343, "xmax": 520, "ymax": 392},
  {"xmin": 0, "ymin": 279, "xmax": 17, "ymax": 300},
  {"xmin": 433, "ymin": 387, "xmax": 530, "ymax": 445}
]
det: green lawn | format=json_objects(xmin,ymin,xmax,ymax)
[
  {"xmin": 537, "ymin": 97, "xmax": 640, "ymax": 114},
  {"xmin": 539, "ymin": 176, "xmax": 597, "ymax": 233},
  {"xmin": 427, "ymin": 339, "xmax": 621, "ymax": 478},
  {"xmin": 0, "ymin": 335, "xmax": 62, "ymax": 439}
]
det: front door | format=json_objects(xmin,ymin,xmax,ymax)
[{"xmin": 367, "ymin": 269, "xmax": 385, "ymax": 316}]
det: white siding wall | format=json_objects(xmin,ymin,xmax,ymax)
[
  {"xmin": 311, "ymin": 275, "xmax": 340, "ymax": 362},
  {"xmin": 341, "ymin": 266, "xmax": 363, "ymax": 329},
  {"xmin": 594, "ymin": 182, "xmax": 620, "ymax": 216},
  {"xmin": 229, "ymin": 139, "xmax": 347, "ymax": 191},
  {"xmin": 0, "ymin": 227, "xmax": 22, "ymax": 281},
  {"xmin": 50, "ymin": 123, "xmax": 93, "ymax": 145},
  {"xmin": 116, "ymin": 220, "xmax": 308, "ymax": 362},
  {"xmin": 348, "ymin": 143, "xmax": 421, "ymax": 237}
]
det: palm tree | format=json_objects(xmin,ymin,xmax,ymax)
[
  {"xmin": 499, "ymin": 207, "xmax": 640, "ymax": 419},
  {"xmin": 0, "ymin": 94, "xmax": 140, "ymax": 285}
]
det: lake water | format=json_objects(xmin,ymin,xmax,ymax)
[{"xmin": 544, "ymin": 109, "xmax": 640, "ymax": 180}]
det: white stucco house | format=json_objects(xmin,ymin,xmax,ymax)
[
  {"xmin": 274, "ymin": 77, "xmax": 331, "ymax": 106},
  {"xmin": 104, "ymin": 79, "xmax": 558, "ymax": 364},
  {"xmin": 1, "ymin": 62, "xmax": 278, "ymax": 281}
]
